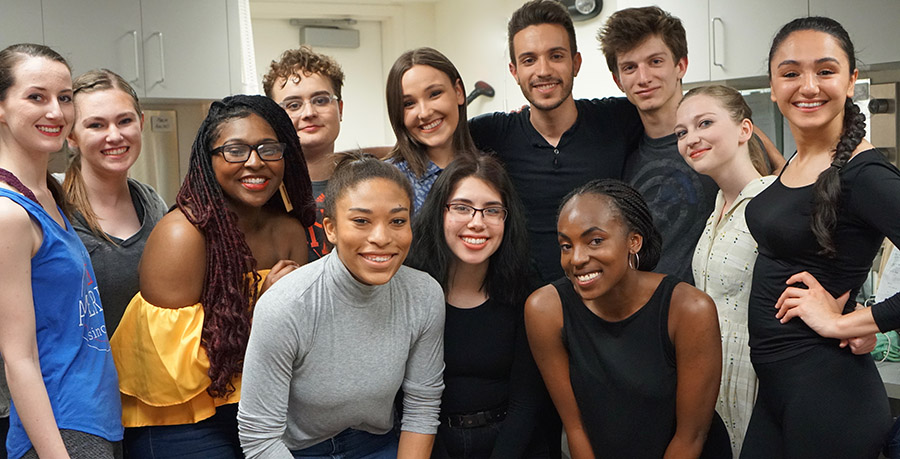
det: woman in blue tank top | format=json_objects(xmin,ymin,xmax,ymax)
[
  {"xmin": 0, "ymin": 44, "xmax": 123, "ymax": 459},
  {"xmin": 525, "ymin": 179, "xmax": 730, "ymax": 458}
]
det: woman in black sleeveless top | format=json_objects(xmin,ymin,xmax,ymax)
[{"xmin": 525, "ymin": 179, "xmax": 730, "ymax": 458}]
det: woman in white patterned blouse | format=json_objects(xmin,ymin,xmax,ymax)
[{"xmin": 673, "ymin": 85, "xmax": 773, "ymax": 457}]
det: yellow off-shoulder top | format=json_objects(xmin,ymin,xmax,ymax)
[{"xmin": 110, "ymin": 270, "xmax": 269, "ymax": 427}]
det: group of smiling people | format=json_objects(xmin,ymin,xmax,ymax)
[{"xmin": 1, "ymin": 1, "xmax": 900, "ymax": 459}]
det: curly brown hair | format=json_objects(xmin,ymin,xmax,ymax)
[{"xmin": 262, "ymin": 46, "xmax": 345, "ymax": 100}]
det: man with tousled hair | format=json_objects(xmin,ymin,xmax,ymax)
[
  {"xmin": 264, "ymin": 46, "xmax": 345, "ymax": 261},
  {"xmin": 596, "ymin": 6, "xmax": 718, "ymax": 285},
  {"xmin": 469, "ymin": 0, "xmax": 642, "ymax": 284}
]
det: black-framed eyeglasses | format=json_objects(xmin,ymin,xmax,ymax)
[
  {"xmin": 278, "ymin": 93, "xmax": 340, "ymax": 113},
  {"xmin": 445, "ymin": 203, "xmax": 508, "ymax": 224},
  {"xmin": 212, "ymin": 142, "xmax": 286, "ymax": 163}
]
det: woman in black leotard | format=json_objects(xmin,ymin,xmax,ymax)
[
  {"xmin": 525, "ymin": 179, "xmax": 730, "ymax": 459},
  {"xmin": 741, "ymin": 17, "xmax": 900, "ymax": 459}
]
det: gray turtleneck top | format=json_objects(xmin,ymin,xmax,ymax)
[{"xmin": 238, "ymin": 252, "xmax": 446, "ymax": 458}]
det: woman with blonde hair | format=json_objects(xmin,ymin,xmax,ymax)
[
  {"xmin": 64, "ymin": 68, "xmax": 167, "ymax": 337},
  {"xmin": 674, "ymin": 84, "xmax": 774, "ymax": 456}
]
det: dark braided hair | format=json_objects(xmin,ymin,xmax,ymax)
[
  {"xmin": 559, "ymin": 179, "xmax": 662, "ymax": 271},
  {"xmin": 407, "ymin": 154, "xmax": 532, "ymax": 306},
  {"xmin": 176, "ymin": 95, "xmax": 315, "ymax": 397},
  {"xmin": 768, "ymin": 17, "xmax": 865, "ymax": 257}
]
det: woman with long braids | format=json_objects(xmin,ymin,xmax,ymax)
[
  {"xmin": 0, "ymin": 44, "xmax": 123, "ymax": 458},
  {"xmin": 406, "ymin": 155, "xmax": 550, "ymax": 457},
  {"xmin": 525, "ymin": 179, "xmax": 730, "ymax": 459},
  {"xmin": 63, "ymin": 69, "xmax": 167, "ymax": 338},
  {"xmin": 385, "ymin": 47, "xmax": 477, "ymax": 212},
  {"xmin": 110, "ymin": 95, "xmax": 315, "ymax": 458},
  {"xmin": 741, "ymin": 17, "xmax": 900, "ymax": 458}
]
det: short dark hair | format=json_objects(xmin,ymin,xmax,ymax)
[
  {"xmin": 508, "ymin": 0, "xmax": 577, "ymax": 64},
  {"xmin": 406, "ymin": 154, "xmax": 532, "ymax": 306},
  {"xmin": 597, "ymin": 6, "xmax": 687, "ymax": 75},
  {"xmin": 559, "ymin": 179, "xmax": 662, "ymax": 271},
  {"xmin": 324, "ymin": 151, "xmax": 414, "ymax": 219},
  {"xmin": 262, "ymin": 45, "xmax": 345, "ymax": 100}
]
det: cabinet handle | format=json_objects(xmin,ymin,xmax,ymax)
[
  {"xmin": 151, "ymin": 32, "xmax": 166, "ymax": 85},
  {"xmin": 129, "ymin": 30, "xmax": 140, "ymax": 84},
  {"xmin": 712, "ymin": 17, "xmax": 724, "ymax": 69}
]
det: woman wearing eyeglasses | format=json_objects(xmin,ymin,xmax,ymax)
[
  {"xmin": 406, "ymin": 155, "xmax": 550, "ymax": 458},
  {"xmin": 385, "ymin": 47, "xmax": 477, "ymax": 212},
  {"xmin": 110, "ymin": 95, "xmax": 315, "ymax": 459}
]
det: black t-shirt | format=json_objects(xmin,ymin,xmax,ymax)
[
  {"xmin": 623, "ymin": 133, "xmax": 718, "ymax": 284},
  {"xmin": 746, "ymin": 149, "xmax": 900, "ymax": 362},
  {"xmin": 441, "ymin": 298, "xmax": 548, "ymax": 456},
  {"xmin": 469, "ymin": 98, "xmax": 642, "ymax": 283}
]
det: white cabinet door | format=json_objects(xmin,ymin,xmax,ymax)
[
  {"xmin": 0, "ymin": 0, "xmax": 44, "ymax": 48},
  {"xmin": 709, "ymin": 0, "xmax": 808, "ymax": 80},
  {"xmin": 615, "ymin": 0, "xmax": 711, "ymax": 83},
  {"xmin": 141, "ymin": 0, "xmax": 231, "ymax": 99},
  {"xmin": 810, "ymin": 0, "xmax": 900, "ymax": 66},
  {"xmin": 42, "ymin": 0, "xmax": 144, "ymax": 92}
]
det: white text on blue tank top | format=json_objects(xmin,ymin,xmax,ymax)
[{"xmin": 79, "ymin": 264, "xmax": 110, "ymax": 351}]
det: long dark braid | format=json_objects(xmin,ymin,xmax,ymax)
[
  {"xmin": 559, "ymin": 179, "xmax": 662, "ymax": 271},
  {"xmin": 177, "ymin": 95, "xmax": 315, "ymax": 397},
  {"xmin": 810, "ymin": 99, "xmax": 865, "ymax": 257},
  {"xmin": 768, "ymin": 17, "xmax": 862, "ymax": 257}
]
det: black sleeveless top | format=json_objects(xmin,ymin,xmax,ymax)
[{"xmin": 554, "ymin": 275, "xmax": 731, "ymax": 458}]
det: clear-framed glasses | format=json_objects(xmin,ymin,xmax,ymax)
[
  {"xmin": 211, "ymin": 142, "xmax": 286, "ymax": 163},
  {"xmin": 278, "ymin": 93, "xmax": 340, "ymax": 113},
  {"xmin": 445, "ymin": 203, "xmax": 508, "ymax": 224}
]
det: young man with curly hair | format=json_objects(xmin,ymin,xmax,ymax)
[{"xmin": 264, "ymin": 46, "xmax": 345, "ymax": 260}]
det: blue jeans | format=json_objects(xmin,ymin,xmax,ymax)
[
  {"xmin": 123, "ymin": 404, "xmax": 242, "ymax": 459},
  {"xmin": 291, "ymin": 429, "xmax": 398, "ymax": 459}
]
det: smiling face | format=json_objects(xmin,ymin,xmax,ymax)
[
  {"xmin": 68, "ymin": 88, "xmax": 143, "ymax": 177},
  {"xmin": 558, "ymin": 193, "xmax": 641, "ymax": 302},
  {"xmin": 324, "ymin": 177, "xmax": 412, "ymax": 285},
  {"xmin": 0, "ymin": 56, "xmax": 73, "ymax": 155},
  {"xmin": 509, "ymin": 23, "xmax": 581, "ymax": 112},
  {"xmin": 401, "ymin": 64, "xmax": 464, "ymax": 156},
  {"xmin": 271, "ymin": 71, "xmax": 342, "ymax": 158},
  {"xmin": 210, "ymin": 113, "xmax": 285, "ymax": 210},
  {"xmin": 674, "ymin": 94, "xmax": 752, "ymax": 176},
  {"xmin": 443, "ymin": 176, "xmax": 505, "ymax": 269},
  {"xmin": 613, "ymin": 35, "xmax": 686, "ymax": 115},
  {"xmin": 769, "ymin": 29, "xmax": 857, "ymax": 136}
]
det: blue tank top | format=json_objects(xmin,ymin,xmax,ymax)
[{"xmin": 0, "ymin": 189, "xmax": 123, "ymax": 459}]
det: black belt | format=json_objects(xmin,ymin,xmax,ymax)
[{"xmin": 441, "ymin": 405, "xmax": 508, "ymax": 429}]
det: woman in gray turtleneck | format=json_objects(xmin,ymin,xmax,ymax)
[{"xmin": 238, "ymin": 153, "xmax": 446, "ymax": 459}]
